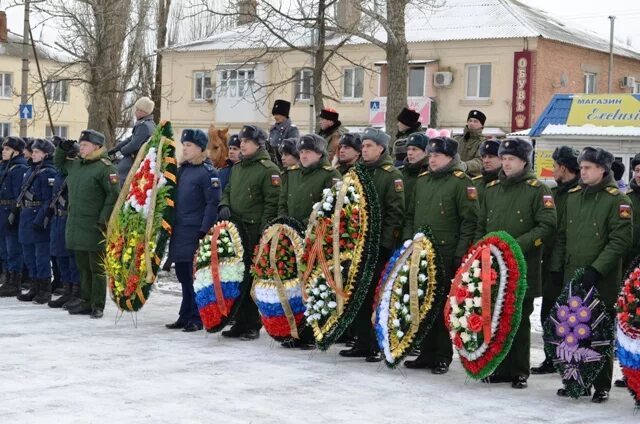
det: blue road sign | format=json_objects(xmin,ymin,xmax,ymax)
[{"xmin": 19, "ymin": 104, "xmax": 33, "ymax": 119}]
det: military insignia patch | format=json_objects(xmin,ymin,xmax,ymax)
[
  {"xmin": 543, "ymin": 195, "xmax": 555, "ymax": 209},
  {"xmin": 467, "ymin": 186, "xmax": 478, "ymax": 200},
  {"xmin": 394, "ymin": 179, "xmax": 404, "ymax": 192},
  {"xmin": 109, "ymin": 173, "xmax": 118, "ymax": 184},
  {"xmin": 48, "ymin": 178, "xmax": 55, "ymax": 186},
  {"xmin": 620, "ymin": 204, "xmax": 632, "ymax": 219},
  {"xmin": 271, "ymin": 175, "xmax": 281, "ymax": 186},
  {"xmin": 211, "ymin": 177, "xmax": 220, "ymax": 188}
]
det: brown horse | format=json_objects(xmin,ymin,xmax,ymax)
[{"xmin": 207, "ymin": 124, "xmax": 230, "ymax": 169}]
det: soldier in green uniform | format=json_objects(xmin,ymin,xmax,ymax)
[
  {"xmin": 278, "ymin": 134, "xmax": 340, "ymax": 227},
  {"xmin": 54, "ymin": 130, "xmax": 119, "ymax": 318},
  {"xmin": 392, "ymin": 107, "xmax": 423, "ymax": 160},
  {"xmin": 550, "ymin": 147, "xmax": 632, "ymax": 403},
  {"xmin": 339, "ymin": 127, "xmax": 405, "ymax": 362},
  {"xmin": 335, "ymin": 133, "xmax": 361, "ymax": 175},
  {"xmin": 475, "ymin": 138, "xmax": 556, "ymax": 389},
  {"xmin": 531, "ymin": 145, "xmax": 580, "ymax": 375},
  {"xmin": 403, "ymin": 136, "xmax": 478, "ymax": 374},
  {"xmin": 454, "ymin": 110, "xmax": 486, "ymax": 177},
  {"xmin": 218, "ymin": 124, "xmax": 281, "ymax": 340},
  {"xmin": 278, "ymin": 138, "xmax": 299, "ymax": 170},
  {"xmin": 398, "ymin": 133, "xmax": 429, "ymax": 210},
  {"xmin": 471, "ymin": 139, "xmax": 501, "ymax": 202}
]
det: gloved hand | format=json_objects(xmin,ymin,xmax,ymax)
[
  {"xmin": 218, "ymin": 206, "xmax": 231, "ymax": 221},
  {"xmin": 52, "ymin": 135, "xmax": 64, "ymax": 147},
  {"xmin": 59, "ymin": 138, "xmax": 76, "ymax": 152},
  {"xmin": 198, "ymin": 231, "xmax": 207, "ymax": 240},
  {"xmin": 33, "ymin": 222, "xmax": 45, "ymax": 232},
  {"xmin": 581, "ymin": 267, "xmax": 600, "ymax": 290},
  {"xmin": 550, "ymin": 271, "xmax": 564, "ymax": 288}
]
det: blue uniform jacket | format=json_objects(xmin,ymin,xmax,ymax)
[
  {"xmin": 18, "ymin": 158, "xmax": 57, "ymax": 244},
  {"xmin": 0, "ymin": 155, "xmax": 28, "ymax": 236},
  {"xmin": 168, "ymin": 159, "xmax": 221, "ymax": 262},
  {"xmin": 49, "ymin": 171, "xmax": 72, "ymax": 257}
]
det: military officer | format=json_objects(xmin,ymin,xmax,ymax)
[
  {"xmin": 0, "ymin": 137, "xmax": 28, "ymax": 297},
  {"xmin": 335, "ymin": 133, "xmax": 361, "ymax": 175},
  {"xmin": 471, "ymin": 139, "xmax": 501, "ymax": 202},
  {"xmin": 550, "ymin": 147, "xmax": 632, "ymax": 403},
  {"xmin": 403, "ymin": 136, "xmax": 478, "ymax": 374},
  {"xmin": 339, "ymin": 127, "xmax": 405, "ymax": 362},
  {"xmin": 399, "ymin": 132, "xmax": 429, "ymax": 210},
  {"xmin": 278, "ymin": 138, "xmax": 299, "ymax": 169},
  {"xmin": 268, "ymin": 99, "xmax": 299, "ymax": 168},
  {"xmin": 531, "ymin": 145, "xmax": 580, "ymax": 375},
  {"xmin": 454, "ymin": 110, "xmax": 487, "ymax": 176},
  {"xmin": 218, "ymin": 124, "xmax": 280, "ymax": 340},
  {"xmin": 218, "ymin": 134, "xmax": 240, "ymax": 191},
  {"xmin": 55, "ymin": 130, "xmax": 119, "ymax": 318},
  {"xmin": 166, "ymin": 129, "xmax": 220, "ymax": 333},
  {"xmin": 475, "ymin": 137, "xmax": 556, "ymax": 389},
  {"xmin": 317, "ymin": 108, "xmax": 346, "ymax": 162},
  {"xmin": 16, "ymin": 139, "xmax": 57, "ymax": 304},
  {"xmin": 393, "ymin": 107, "xmax": 423, "ymax": 161}
]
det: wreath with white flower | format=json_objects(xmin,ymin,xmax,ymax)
[
  {"xmin": 444, "ymin": 231, "xmax": 527, "ymax": 380},
  {"xmin": 193, "ymin": 220, "xmax": 248, "ymax": 332},
  {"xmin": 616, "ymin": 257, "xmax": 640, "ymax": 405},
  {"xmin": 124, "ymin": 147, "xmax": 167, "ymax": 218},
  {"xmin": 251, "ymin": 217, "xmax": 306, "ymax": 341},
  {"xmin": 374, "ymin": 228, "xmax": 445, "ymax": 367},
  {"xmin": 302, "ymin": 163, "xmax": 381, "ymax": 350}
]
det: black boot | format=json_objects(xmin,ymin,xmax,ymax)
[
  {"xmin": 17, "ymin": 277, "xmax": 38, "ymax": 302},
  {"xmin": 557, "ymin": 386, "xmax": 591, "ymax": 397},
  {"xmin": 511, "ymin": 376, "xmax": 528, "ymax": 389},
  {"xmin": 531, "ymin": 358, "xmax": 555, "ymax": 375},
  {"xmin": 62, "ymin": 285, "xmax": 81, "ymax": 310},
  {"xmin": 48, "ymin": 282, "xmax": 72, "ymax": 308},
  {"xmin": 614, "ymin": 377, "xmax": 628, "ymax": 388},
  {"xmin": 0, "ymin": 272, "xmax": 20, "ymax": 297},
  {"xmin": 33, "ymin": 279, "xmax": 52, "ymax": 304},
  {"xmin": 68, "ymin": 300, "xmax": 92, "ymax": 315},
  {"xmin": 21, "ymin": 273, "xmax": 31, "ymax": 290},
  {"xmin": 0, "ymin": 269, "xmax": 8, "ymax": 286},
  {"xmin": 339, "ymin": 346, "xmax": 372, "ymax": 358},
  {"xmin": 591, "ymin": 390, "xmax": 609, "ymax": 403},
  {"xmin": 404, "ymin": 355, "xmax": 433, "ymax": 369}
]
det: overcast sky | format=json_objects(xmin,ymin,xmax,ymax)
[{"xmin": 3, "ymin": 0, "xmax": 640, "ymax": 49}]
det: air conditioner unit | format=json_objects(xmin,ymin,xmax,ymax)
[
  {"xmin": 620, "ymin": 76, "xmax": 636, "ymax": 88},
  {"xmin": 204, "ymin": 87, "xmax": 215, "ymax": 101},
  {"xmin": 433, "ymin": 71, "xmax": 453, "ymax": 87}
]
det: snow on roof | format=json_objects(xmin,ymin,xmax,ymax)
[
  {"xmin": 1, "ymin": 31, "xmax": 72, "ymax": 63},
  {"xmin": 165, "ymin": 0, "xmax": 640, "ymax": 60},
  {"xmin": 541, "ymin": 124, "xmax": 640, "ymax": 138}
]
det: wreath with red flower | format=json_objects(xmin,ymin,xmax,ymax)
[
  {"xmin": 616, "ymin": 256, "xmax": 640, "ymax": 405},
  {"xmin": 444, "ymin": 231, "xmax": 527, "ymax": 380}
]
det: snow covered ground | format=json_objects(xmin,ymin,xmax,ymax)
[{"xmin": 0, "ymin": 276, "xmax": 635, "ymax": 424}]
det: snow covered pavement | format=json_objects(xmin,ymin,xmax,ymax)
[{"xmin": 0, "ymin": 289, "xmax": 634, "ymax": 424}]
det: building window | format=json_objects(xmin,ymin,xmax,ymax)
[
  {"xmin": 295, "ymin": 69, "xmax": 313, "ymax": 101},
  {"xmin": 0, "ymin": 73, "xmax": 12, "ymax": 98},
  {"xmin": 0, "ymin": 123, "xmax": 10, "ymax": 136},
  {"xmin": 46, "ymin": 80, "xmax": 69, "ymax": 102},
  {"xmin": 466, "ymin": 64, "xmax": 492, "ymax": 99},
  {"xmin": 343, "ymin": 67, "xmax": 364, "ymax": 99},
  {"xmin": 218, "ymin": 69, "xmax": 254, "ymax": 99},
  {"xmin": 408, "ymin": 66, "xmax": 425, "ymax": 97},
  {"xmin": 45, "ymin": 125, "xmax": 68, "ymax": 138},
  {"xmin": 193, "ymin": 71, "xmax": 212, "ymax": 100},
  {"xmin": 584, "ymin": 73, "xmax": 597, "ymax": 94},
  {"xmin": 633, "ymin": 82, "xmax": 640, "ymax": 94}
]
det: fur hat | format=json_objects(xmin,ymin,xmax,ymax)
[
  {"xmin": 397, "ymin": 107, "xmax": 420, "ymax": 128},
  {"xmin": 578, "ymin": 146, "xmax": 614, "ymax": 173},
  {"xmin": 2, "ymin": 136, "xmax": 25, "ymax": 153},
  {"xmin": 339, "ymin": 133, "xmax": 362, "ymax": 153},
  {"xmin": 24, "ymin": 137, "xmax": 34, "ymax": 152},
  {"xmin": 467, "ymin": 110, "xmax": 487, "ymax": 126},
  {"xmin": 631, "ymin": 153, "xmax": 640, "ymax": 170},
  {"xmin": 181, "ymin": 128, "xmax": 208, "ymax": 151},
  {"xmin": 79, "ymin": 130, "xmax": 106, "ymax": 147},
  {"xmin": 479, "ymin": 139, "xmax": 500, "ymax": 157},
  {"xmin": 297, "ymin": 134, "xmax": 326, "ymax": 155},
  {"xmin": 32, "ymin": 138, "xmax": 55, "ymax": 156},
  {"xmin": 612, "ymin": 160, "xmax": 625, "ymax": 181},
  {"xmin": 362, "ymin": 127, "xmax": 390, "ymax": 148},
  {"xmin": 272, "ymin": 99, "xmax": 291, "ymax": 117},
  {"xmin": 319, "ymin": 108, "xmax": 339, "ymax": 122},
  {"xmin": 426, "ymin": 136, "xmax": 458, "ymax": 157},
  {"xmin": 134, "ymin": 97, "xmax": 155, "ymax": 115},
  {"xmin": 552, "ymin": 145, "xmax": 580, "ymax": 173},
  {"xmin": 279, "ymin": 138, "xmax": 300, "ymax": 158},
  {"xmin": 498, "ymin": 138, "xmax": 533, "ymax": 163},
  {"xmin": 406, "ymin": 133, "xmax": 429, "ymax": 151},
  {"xmin": 238, "ymin": 125, "xmax": 266, "ymax": 147},
  {"xmin": 228, "ymin": 134, "xmax": 240, "ymax": 148}
]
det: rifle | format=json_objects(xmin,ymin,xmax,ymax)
[
  {"xmin": 42, "ymin": 178, "xmax": 67, "ymax": 229},
  {"xmin": 7, "ymin": 162, "xmax": 43, "ymax": 229}
]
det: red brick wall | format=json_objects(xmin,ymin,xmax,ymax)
[{"xmin": 532, "ymin": 37, "xmax": 640, "ymax": 123}]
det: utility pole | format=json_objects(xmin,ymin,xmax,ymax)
[
  {"xmin": 308, "ymin": 26, "xmax": 316, "ymax": 133},
  {"xmin": 608, "ymin": 15, "xmax": 615, "ymax": 93},
  {"xmin": 20, "ymin": 0, "xmax": 30, "ymax": 137}
]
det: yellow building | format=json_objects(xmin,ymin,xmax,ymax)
[{"xmin": 0, "ymin": 26, "xmax": 88, "ymax": 139}]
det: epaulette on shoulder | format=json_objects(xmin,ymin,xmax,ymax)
[
  {"xmin": 471, "ymin": 175, "xmax": 483, "ymax": 181},
  {"xmin": 203, "ymin": 162, "xmax": 215, "ymax": 172},
  {"xmin": 526, "ymin": 178, "xmax": 540, "ymax": 187},
  {"xmin": 453, "ymin": 170, "xmax": 465, "ymax": 179},
  {"xmin": 289, "ymin": 165, "xmax": 300, "ymax": 171},
  {"xmin": 100, "ymin": 158, "xmax": 112, "ymax": 166},
  {"xmin": 322, "ymin": 165, "xmax": 333, "ymax": 171},
  {"xmin": 382, "ymin": 164, "xmax": 394, "ymax": 172},
  {"xmin": 606, "ymin": 186, "xmax": 620, "ymax": 196},
  {"xmin": 627, "ymin": 188, "xmax": 635, "ymax": 196},
  {"xmin": 418, "ymin": 170, "xmax": 430, "ymax": 177},
  {"xmin": 568, "ymin": 186, "xmax": 582, "ymax": 193},
  {"xmin": 260, "ymin": 159, "xmax": 274, "ymax": 168},
  {"xmin": 487, "ymin": 180, "xmax": 500, "ymax": 188}
]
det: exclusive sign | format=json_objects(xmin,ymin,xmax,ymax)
[{"xmin": 567, "ymin": 94, "xmax": 640, "ymax": 127}]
